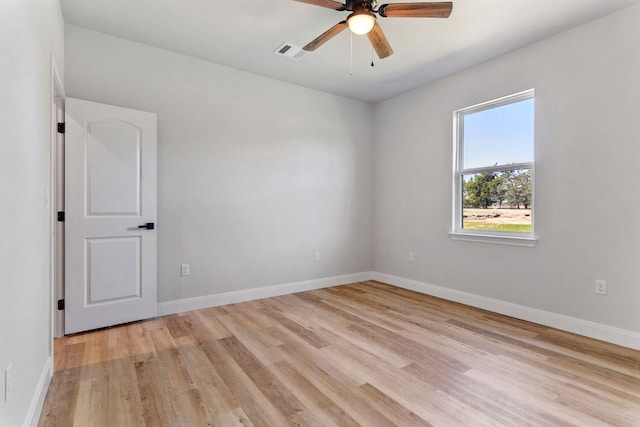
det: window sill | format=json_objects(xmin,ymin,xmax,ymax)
[{"xmin": 449, "ymin": 231, "xmax": 537, "ymax": 247}]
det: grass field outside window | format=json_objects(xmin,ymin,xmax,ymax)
[{"xmin": 463, "ymin": 207, "xmax": 532, "ymax": 233}]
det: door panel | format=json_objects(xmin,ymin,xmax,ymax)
[
  {"xmin": 86, "ymin": 236, "xmax": 141, "ymax": 304},
  {"xmin": 86, "ymin": 121, "xmax": 142, "ymax": 216},
  {"xmin": 65, "ymin": 98, "xmax": 157, "ymax": 334}
]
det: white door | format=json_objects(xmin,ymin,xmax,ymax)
[{"xmin": 65, "ymin": 98, "xmax": 157, "ymax": 334}]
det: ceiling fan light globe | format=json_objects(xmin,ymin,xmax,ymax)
[{"xmin": 347, "ymin": 13, "xmax": 375, "ymax": 35}]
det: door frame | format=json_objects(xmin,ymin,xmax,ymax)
[{"xmin": 50, "ymin": 58, "xmax": 65, "ymax": 347}]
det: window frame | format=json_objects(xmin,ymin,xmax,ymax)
[{"xmin": 451, "ymin": 89, "xmax": 536, "ymax": 247}]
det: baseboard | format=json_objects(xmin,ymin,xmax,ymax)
[
  {"xmin": 372, "ymin": 272, "xmax": 640, "ymax": 351},
  {"xmin": 158, "ymin": 271, "xmax": 374, "ymax": 316},
  {"xmin": 24, "ymin": 357, "xmax": 52, "ymax": 427}
]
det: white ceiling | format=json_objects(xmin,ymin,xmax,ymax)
[{"xmin": 60, "ymin": 0, "xmax": 640, "ymax": 103}]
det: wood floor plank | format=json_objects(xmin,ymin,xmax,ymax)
[
  {"xmin": 270, "ymin": 361, "xmax": 360, "ymax": 427},
  {"xmin": 323, "ymin": 339, "xmax": 498, "ymax": 426},
  {"xmin": 37, "ymin": 367, "xmax": 81, "ymax": 426},
  {"xmin": 134, "ymin": 356, "xmax": 186, "ymax": 426},
  {"xmin": 201, "ymin": 340, "xmax": 291, "ymax": 427},
  {"xmin": 40, "ymin": 281, "xmax": 640, "ymax": 426},
  {"xmin": 403, "ymin": 362, "xmax": 570, "ymax": 427},
  {"xmin": 273, "ymin": 343, "xmax": 399, "ymax": 426},
  {"xmin": 355, "ymin": 383, "xmax": 434, "ymax": 427},
  {"xmin": 220, "ymin": 335, "xmax": 305, "ymax": 419},
  {"xmin": 261, "ymin": 308, "xmax": 331, "ymax": 349}
]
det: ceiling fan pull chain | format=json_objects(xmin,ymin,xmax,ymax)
[
  {"xmin": 371, "ymin": 43, "xmax": 375, "ymax": 67},
  {"xmin": 350, "ymin": 31, "xmax": 353, "ymax": 76}
]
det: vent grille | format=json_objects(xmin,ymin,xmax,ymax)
[{"xmin": 274, "ymin": 43, "xmax": 307, "ymax": 61}]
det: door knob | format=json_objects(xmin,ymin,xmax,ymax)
[{"xmin": 138, "ymin": 222, "xmax": 155, "ymax": 230}]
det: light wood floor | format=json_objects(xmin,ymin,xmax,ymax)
[{"xmin": 40, "ymin": 281, "xmax": 640, "ymax": 426}]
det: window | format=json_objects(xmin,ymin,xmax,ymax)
[{"xmin": 452, "ymin": 90, "xmax": 535, "ymax": 246}]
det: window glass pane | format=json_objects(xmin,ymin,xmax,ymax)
[
  {"xmin": 463, "ymin": 98, "xmax": 534, "ymax": 169},
  {"xmin": 462, "ymin": 168, "xmax": 532, "ymax": 233}
]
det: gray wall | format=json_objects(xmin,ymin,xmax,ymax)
[
  {"xmin": 0, "ymin": 0, "xmax": 64, "ymax": 425},
  {"xmin": 372, "ymin": 4, "xmax": 640, "ymax": 332},
  {"xmin": 64, "ymin": 25, "xmax": 374, "ymax": 303}
]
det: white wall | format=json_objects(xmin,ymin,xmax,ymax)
[
  {"xmin": 0, "ymin": 0, "xmax": 64, "ymax": 425},
  {"xmin": 373, "ymin": 4, "xmax": 640, "ymax": 333},
  {"xmin": 64, "ymin": 25, "xmax": 373, "ymax": 304}
]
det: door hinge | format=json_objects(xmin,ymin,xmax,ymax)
[
  {"xmin": 57, "ymin": 299, "xmax": 65, "ymax": 310},
  {"xmin": 57, "ymin": 211, "xmax": 65, "ymax": 222},
  {"xmin": 57, "ymin": 122, "xmax": 65, "ymax": 134}
]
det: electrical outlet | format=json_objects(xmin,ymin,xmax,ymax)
[
  {"xmin": 408, "ymin": 252, "xmax": 415, "ymax": 263},
  {"xmin": 180, "ymin": 264, "xmax": 190, "ymax": 277},
  {"xmin": 314, "ymin": 251, "xmax": 320, "ymax": 262},
  {"xmin": 4, "ymin": 363, "xmax": 12, "ymax": 403},
  {"xmin": 595, "ymin": 279, "xmax": 607, "ymax": 295}
]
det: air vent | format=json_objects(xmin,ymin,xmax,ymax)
[{"xmin": 274, "ymin": 43, "xmax": 307, "ymax": 61}]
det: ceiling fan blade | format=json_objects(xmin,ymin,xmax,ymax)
[
  {"xmin": 303, "ymin": 21, "xmax": 348, "ymax": 51},
  {"xmin": 367, "ymin": 21, "xmax": 394, "ymax": 59},
  {"xmin": 294, "ymin": 0, "xmax": 346, "ymax": 11},
  {"xmin": 378, "ymin": 2, "xmax": 453, "ymax": 18}
]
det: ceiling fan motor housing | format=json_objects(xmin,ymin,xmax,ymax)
[{"xmin": 346, "ymin": 0, "xmax": 377, "ymax": 12}]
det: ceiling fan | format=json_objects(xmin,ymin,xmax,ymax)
[{"xmin": 295, "ymin": 0, "xmax": 453, "ymax": 59}]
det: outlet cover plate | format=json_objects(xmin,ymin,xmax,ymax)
[
  {"xmin": 595, "ymin": 279, "xmax": 607, "ymax": 295},
  {"xmin": 180, "ymin": 264, "xmax": 190, "ymax": 277}
]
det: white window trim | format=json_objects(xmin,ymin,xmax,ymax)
[
  {"xmin": 451, "ymin": 89, "xmax": 536, "ymax": 247},
  {"xmin": 448, "ymin": 231, "xmax": 537, "ymax": 247}
]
